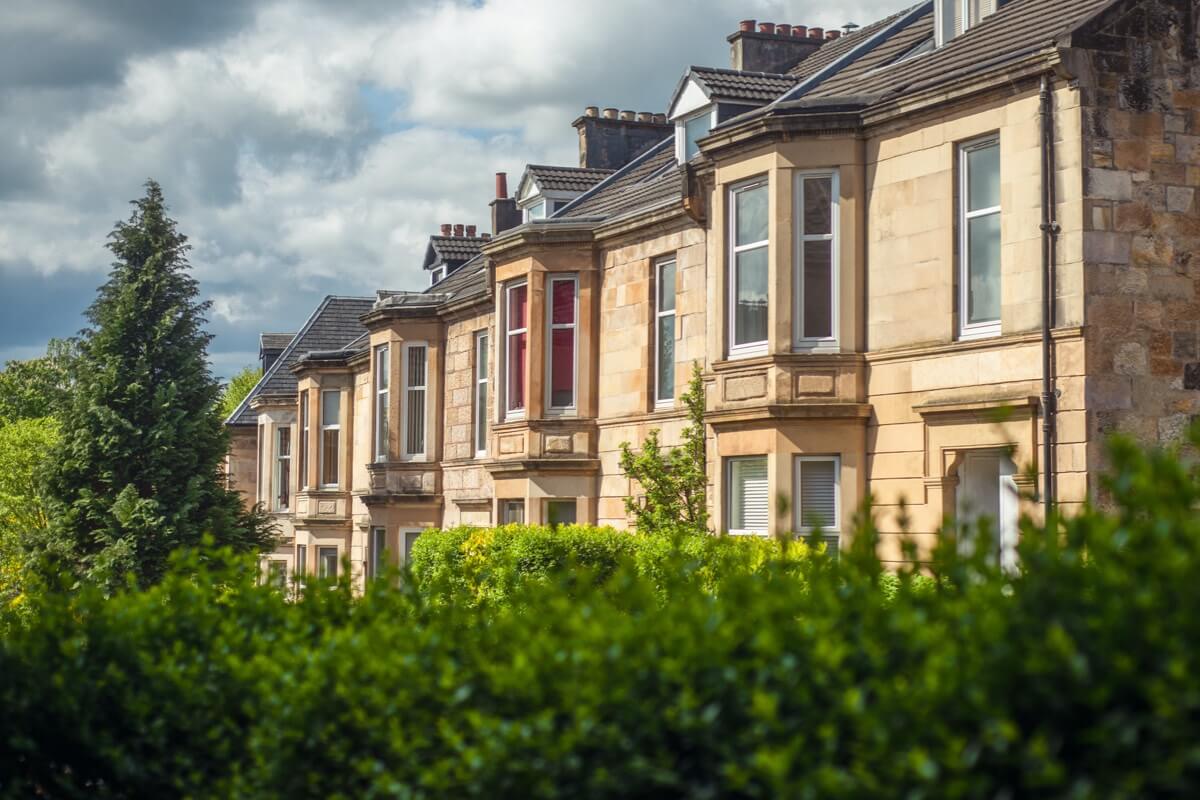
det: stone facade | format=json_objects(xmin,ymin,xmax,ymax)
[{"xmin": 232, "ymin": 0, "xmax": 1200, "ymax": 586}]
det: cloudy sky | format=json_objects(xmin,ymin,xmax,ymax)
[{"xmin": 0, "ymin": 0, "xmax": 908, "ymax": 381}]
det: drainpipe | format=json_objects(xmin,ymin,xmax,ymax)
[{"xmin": 1039, "ymin": 75, "xmax": 1060, "ymax": 510}]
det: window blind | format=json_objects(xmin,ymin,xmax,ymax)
[
  {"xmin": 730, "ymin": 457, "xmax": 768, "ymax": 532},
  {"xmin": 799, "ymin": 459, "xmax": 837, "ymax": 531}
]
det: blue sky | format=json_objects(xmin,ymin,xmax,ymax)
[{"xmin": 0, "ymin": 0, "xmax": 908, "ymax": 381}]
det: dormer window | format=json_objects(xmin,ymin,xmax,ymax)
[
  {"xmin": 430, "ymin": 266, "xmax": 445, "ymax": 286},
  {"xmin": 935, "ymin": 0, "xmax": 997, "ymax": 47},
  {"xmin": 681, "ymin": 110, "xmax": 713, "ymax": 162}
]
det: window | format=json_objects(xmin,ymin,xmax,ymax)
[
  {"xmin": 295, "ymin": 544, "xmax": 307, "ymax": 577},
  {"xmin": 795, "ymin": 172, "xmax": 839, "ymax": 347},
  {"xmin": 729, "ymin": 180, "xmax": 769, "ymax": 356},
  {"xmin": 524, "ymin": 200, "xmax": 546, "ymax": 222},
  {"xmin": 299, "ymin": 390, "xmax": 309, "ymax": 489},
  {"xmin": 267, "ymin": 560, "xmax": 287, "ymax": 589},
  {"xmin": 318, "ymin": 546, "xmax": 338, "ymax": 580},
  {"xmin": 727, "ymin": 456, "xmax": 768, "ymax": 535},
  {"xmin": 402, "ymin": 343, "xmax": 428, "ymax": 459},
  {"xmin": 370, "ymin": 527, "xmax": 387, "ymax": 579},
  {"xmin": 654, "ymin": 258, "xmax": 677, "ymax": 405},
  {"xmin": 681, "ymin": 110, "xmax": 712, "ymax": 162},
  {"xmin": 546, "ymin": 500, "xmax": 577, "ymax": 527},
  {"xmin": 319, "ymin": 390, "xmax": 340, "ymax": 488},
  {"xmin": 503, "ymin": 282, "xmax": 528, "ymax": 419},
  {"xmin": 257, "ymin": 423, "xmax": 265, "ymax": 504},
  {"xmin": 274, "ymin": 426, "xmax": 291, "ymax": 511},
  {"xmin": 430, "ymin": 266, "xmax": 445, "ymax": 285},
  {"xmin": 551, "ymin": 199, "xmax": 570, "ymax": 214},
  {"xmin": 794, "ymin": 457, "xmax": 841, "ymax": 554},
  {"xmin": 375, "ymin": 345, "xmax": 390, "ymax": 462},
  {"xmin": 959, "ymin": 136, "xmax": 1001, "ymax": 339},
  {"xmin": 474, "ymin": 331, "xmax": 488, "ymax": 456},
  {"xmin": 547, "ymin": 276, "xmax": 577, "ymax": 411},
  {"xmin": 403, "ymin": 530, "xmax": 421, "ymax": 563},
  {"xmin": 500, "ymin": 500, "xmax": 525, "ymax": 525}
]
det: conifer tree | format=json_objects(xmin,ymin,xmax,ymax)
[{"xmin": 43, "ymin": 181, "xmax": 273, "ymax": 590}]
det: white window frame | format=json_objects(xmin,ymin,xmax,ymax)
[
  {"xmin": 794, "ymin": 455, "xmax": 841, "ymax": 552},
  {"xmin": 370, "ymin": 527, "xmax": 387, "ymax": 579},
  {"xmin": 676, "ymin": 106, "xmax": 717, "ymax": 164},
  {"xmin": 295, "ymin": 543, "xmax": 307, "ymax": 578},
  {"xmin": 654, "ymin": 257, "xmax": 677, "ymax": 407},
  {"xmin": 545, "ymin": 274, "xmax": 579, "ymax": 414},
  {"xmin": 473, "ymin": 331, "xmax": 489, "ymax": 457},
  {"xmin": 958, "ymin": 135, "xmax": 1002, "ymax": 341},
  {"xmin": 500, "ymin": 499, "xmax": 525, "ymax": 525},
  {"xmin": 318, "ymin": 546, "xmax": 338, "ymax": 580},
  {"xmin": 374, "ymin": 344, "xmax": 390, "ymax": 462},
  {"xmin": 298, "ymin": 390, "xmax": 309, "ymax": 490},
  {"xmin": 274, "ymin": 425, "xmax": 291, "ymax": 512},
  {"xmin": 430, "ymin": 266, "xmax": 445, "ymax": 286},
  {"xmin": 502, "ymin": 280, "xmax": 528, "ymax": 422},
  {"xmin": 402, "ymin": 529, "xmax": 422, "ymax": 564},
  {"xmin": 401, "ymin": 341, "xmax": 429, "ymax": 461},
  {"xmin": 728, "ymin": 178, "xmax": 770, "ymax": 359},
  {"xmin": 726, "ymin": 455, "xmax": 769, "ymax": 536},
  {"xmin": 318, "ymin": 389, "xmax": 340, "ymax": 489},
  {"xmin": 793, "ymin": 170, "xmax": 840, "ymax": 351}
]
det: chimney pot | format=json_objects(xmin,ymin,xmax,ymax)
[
  {"xmin": 584, "ymin": 105, "xmax": 599, "ymax": 117},
  {"xmin": 758, "ymin": 22, "xmax": 775, "ymax": 34},
  {"xmin": 440, "ymin": 223, "xmax": 452, "ymax": 236},
  {"xmin": 738, "ymin": 19, "xmax": 756, "ymax": 32},
  {"xmin": 466, "ymin": 224, "xmax": 477, "ymax": 237},
  {"xmin": 482, "ymin": 233, "xmax": 491, "ymax": 241},
  {"xmin": 619, "ymin": 110, "xmax": 635, "ymax": 121},
  {"xmin": 602, "ymin": 107, "xmax": 618, "ymax": 119},
  {"xmin": 653, "ymin": 113, "xmax": 667, "ymax": 124},
  {"xmin": 495, "ymin": 172, "xmax": 508, "ymax": 200},
  {"xmin": 808, "ymin": 27, "xmax": 824, "ymax": 39},
  {"xmin": 636, "ymin": 111, "xmax": 652, "ymax": 122},
  {"xmin": 775, "ymin": 23, "xmax": 791, "ymax": 36},
  {"xmin": 826, "ymin": 29, "xmax": 841, "ymax": 40},
  {"xmin": 792, "ymin": 25, "xmax": 807, "ymax": 37},
  {"xmin": 453, "ymin": 223, "xmax": 464, "ymax": 237}
]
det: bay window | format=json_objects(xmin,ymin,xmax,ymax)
[
  {"xmin": 370, "ymin": 527, "xmax": 386, "ymax": 579},
  {"xmin": 503, "ymin": 282, "xmax": 527, "ymax": 420},
  {"xmin": 794, "ymin": 456, "xmax": 841, "ymax": 553},
  {"xmin": 295, "ymin": 544, "xmax": 307, "ymax": 578},
  {"xmin": 374, "ymin": 345, "xmax": 389, "ymax": 461},
  {"xmin": 546, "ymin": 500, "xmax": 577, "ymax": 527},
  {"xmin": 655, "ymin": 258, "xmax": 677, "ymax": 405},
  {"xmin": 318, "ymin": 546, "xmax": 338, "ymax": 580},
  {"xmin": 274, "ymin": 426, "xmax": 291, "ymax": 511},
  {"xmin": 319, "ymin": 390, "xmax": 340, "ymax": 488},
  {"xmin": 298, "ymin": 390, "xmax": 309, "ymax": 489},
  {"xmin": 727, "ymin": 456, "xmax": 768, "ymax": 535},
  {"xmin": 474, "ymin": 331, "xmax": 488, "ymax": 456},
  {"xmin": 729, "ymin": 180, "xmax": 769, "ymax": 356},
  {"xmin": 547, "ymin": 275, "xmax": 577, "ymax": 411},
  {"xmin": 501, "ymin": 499, "xmax": 525, "ymax": 525},
  {"xmin": 402, "ymin": 342, "xmax": 428, "ymax": 459},
  {"xmin": 960, "ymin": 136, "xmax": 1001, "ymax": 339},
  {"xmin": 795, "ymin": 172, "xmax": 839, "ymax": 348}
]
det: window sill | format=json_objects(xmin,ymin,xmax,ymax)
[
  {"xmin": 727, "ymin": 343, "xmax": 768, "ymax": 361},
  {"xmin": 726, "ymin": 529, "xmax": 769, "ymax": 537},
  {"xmin": 792, "ymin": 341, "xmax": 841, "ymax": 354},
  {"xmin": 958, "ymin": 323, "xmax": 1001, "ymax": 342}
]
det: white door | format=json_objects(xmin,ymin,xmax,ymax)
[{"xmin": 956, "ymin": 450, "xmax": 1019, "ymax": 570}]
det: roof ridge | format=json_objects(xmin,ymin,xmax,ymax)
[
  {"xmin": 690, "ymin": 64, "xmax": 798, "ymax": 80},
  {"xmin": 551, "ymin": 136, "xmax": 674, "ymax": 218}
]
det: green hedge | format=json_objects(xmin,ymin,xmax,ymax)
[
  {"xmin": 409, "ymin": 523, "xmax": 814, "ymax": 606},
  {"xmin": 3, "ymin": 435, "xmax": 1200, "ymax": 797}
]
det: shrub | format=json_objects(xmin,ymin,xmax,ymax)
[
  {"xmin": 3, "ymin": 433, "xmax": 1200, "ymax": 797},
  {"xmin": 408, "ymin": 523, "xmax": 813, "ymax": 606}
]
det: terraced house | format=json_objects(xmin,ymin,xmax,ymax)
[{"xmin": 227, "ymin": 0, "xmax": 1200, "ymax": 585}]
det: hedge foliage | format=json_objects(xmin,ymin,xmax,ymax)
[
  {"xmin": 3, "ymin": 434, "xmax": 1200, "ymax": 797},
  {"xmin": 409, "ymin": 523, "xmax": 814, "ymax": 606}
]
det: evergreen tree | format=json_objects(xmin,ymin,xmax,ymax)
[
  {"xmin": 43, "ymin": 181, "xmax": 273, "ymax": 591},
  {"xmin": 619, "ymin": 363, "xmax": 710, "ymax": 534}
]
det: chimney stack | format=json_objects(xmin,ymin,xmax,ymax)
[
  {"xmin": 466, "ymin": 224, "xmax": 477, "ymax": 237},
  {"xmin": 490, "ymin": 171, "xmax": 521, "ymax": 236},
  {"xmin": 573, "ymin": 107, "xmax": 672, "ymax": 170},
  {"xmin": 728, "ymin": 20, "xmax": 824, "ymax": 73},
  {"xmin": 440, "ymin": 223, "xmax": 452, "ymax": 237}
]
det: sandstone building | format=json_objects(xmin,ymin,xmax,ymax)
[{"xmin": 226, "ymin": 0, "xmax": 1200, "ymax": 586}]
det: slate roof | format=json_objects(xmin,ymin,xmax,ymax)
[
  {"xmin": 426, "ymin": 235, "xmax": 488, "ymax": 266},
  {"xmin": 432, "ymin": 253, "xmax": 488, "ymax": 305},
  {"xmin": 688, "ymin": 66, "xmax": 798, "ymax": 104},
  {"xmin": 557, "ymin": 138, "xmax": 680, "ymax": 221},
  {"xmin": 801, "ymin": 0, "xmax": 1112, "ymax": 103},
  {"xmin": 259, "ymin": 332, "xmax": 294, "ymax": 351},
  {"xmin": 226, "ymin": 296, "xmax": 373, "ymax": 425},
  {"xmin": 525, "ymin": 165, "xmax": 613, "ymax": 194},
  {"xmin": 788, "ymin": 3, "xmax": 925, "ymax": 80}
]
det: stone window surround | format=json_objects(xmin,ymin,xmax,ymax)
[
  {"xmin": 793, "ymin": 169, "xmax": 841, "ymax": 351},
  {"xmin": 401, "ymin": 341, "xmax": 429, "ymax": 462},
  {"xmin": 727, "ymin": 175, "xmax": 771, "ymax": 360},
  {"xmin": 545, "ymin": 273, "xmax": 579, "ymax": 415},
  {"xmin": 957, "ymin": 133, "xmax": 1002, "ymax": 342}
]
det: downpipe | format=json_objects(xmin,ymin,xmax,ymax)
[{"xmin": 1039, "ymin": 75, "xmax": 1060, "ymax": 511}]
